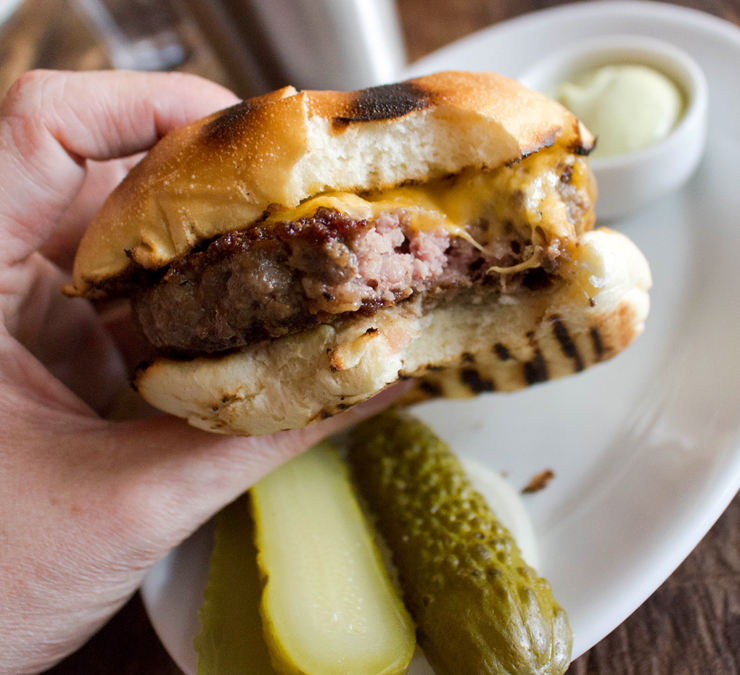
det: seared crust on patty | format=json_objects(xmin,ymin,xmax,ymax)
[{"xmin": 67, "ymin": 71, "xmax": 593, "ymax": 298}]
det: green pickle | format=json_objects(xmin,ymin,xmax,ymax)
[
  {"xmin": 194, "ymin": 495, "xmax": 277, "ymax": 675},
  {"xmin": 349, "ymin": 411, "xmax": 573, "ymax": 675}
]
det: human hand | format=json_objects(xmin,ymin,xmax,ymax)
[{"xmin": 0, "ymin": 70, "xmax": 404, "ymax": 674}]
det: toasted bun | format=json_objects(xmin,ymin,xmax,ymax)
[
  {"xmin": 69, "ymin": 71, "xmax": 593, "ymax": 297},
  {"xmin": 134, "ymin": 229, "xmax": 650, "ymax": 436}
]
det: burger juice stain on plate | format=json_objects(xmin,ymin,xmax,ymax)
[{"xmin": 142, "ymin": 2, "xmax": 740, "ymax": 670}]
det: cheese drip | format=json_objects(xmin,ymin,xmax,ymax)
[{"xmin": 264, "ymin": 147, "xmax": 594, "ymax": 273}]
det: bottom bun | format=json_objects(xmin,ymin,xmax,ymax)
[{"xmin": 135, "ymin": 228, "xmax": 651, "ymax": 436}]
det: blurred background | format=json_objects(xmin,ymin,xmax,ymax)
[{"xmin": 1, "ymin": 0, "xmax": 734, "ymax": 101}]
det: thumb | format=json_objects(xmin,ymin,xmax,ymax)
[{"xmin": 101, "ymin": 385, "xmax": 408, "ymax": 557}]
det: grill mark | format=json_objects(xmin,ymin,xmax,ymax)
[
  {"xmin": 419, "ymin": 380, "xmax": 443, "ymax": 397},
  {"xmin": 590, "ymin": 327, "xmax": 604, "ymax": 361},
  {"xmin": 523, "ymin": 331, "xmax": 549, "ymax": 385},
  {"xmin": 493, "ymin": 343, "xmax": 510, "ymax": 361},
  {"xmin": 333, "ymin": 82, "xmax": 431, "ymax": 129},
  {"xmin": 461, "ymin": 352, "xmax": 475, "ymax": 363},
  {"xmin": 200, "ymin": 100, "xmax": 260, "ymax": 144},
  {"xmin": 573, "ymin": 138, "xmax": 594, "ymax": 156},
  {"xmin": 461, "ymin": 368, "xmax": 495, "ymax": 393},
  {"xmin": 550, "ymin": 315, "xmax": 584, "ymax": 372},
  {"xmin": 524, "ymin": 356, "xmax": 549, "ymax": 385}
]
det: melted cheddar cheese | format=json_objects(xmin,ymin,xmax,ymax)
[{"xmin": 264, "ymin": 147, "xmax": 594, "ymax": 270}]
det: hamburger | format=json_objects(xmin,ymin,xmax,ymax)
[{"xmin": 66, "ymin": 71, "xmax": 651, "ymax": 436}]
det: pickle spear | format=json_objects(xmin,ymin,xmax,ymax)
[
  {"xmin": 251, "ymin": 441, "xmax": 415, "ymax": 675},
  {"xmin": 349, "ymin": 411, "xmax": 573, "ymax": 675},
  {"xmin": 194, "ymin": 495, "xmax": 277, "ymax": 675}
]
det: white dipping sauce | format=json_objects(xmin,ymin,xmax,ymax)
[{"xmin": 558, "ymin": 64, "xmax": 684, "ymax": 159}]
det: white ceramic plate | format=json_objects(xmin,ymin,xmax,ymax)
[{"xmin": 142, "ymin": 2, "xmax": 740, "ymax": 671}]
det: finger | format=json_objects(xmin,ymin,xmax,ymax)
[
  {"xmin": 6, "ymin": 254, "xmax": 127, "ymax": 416},
  {"xmin": 39, "ymin": 154, "xmax": 144, "ymax": 271},
  {"xmin": 105, "ymin": 382, "xmax": 413, "ymax": 552},
  {"xmin": 0, "ymin": 70, "xmax": 239, "ymax": 267},
  {"xmin": 97, "ymin": 301, "xmax": 154, "ymax": 377}
]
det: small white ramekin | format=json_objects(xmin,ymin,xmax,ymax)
[{"xmin": 519, "ymin": 35, "xmax": 708, "ymax": 221}]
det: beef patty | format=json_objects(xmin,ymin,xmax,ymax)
[
  {"xmin": 132, "ymin": 207, "xmax": 563, "ymax": 356},
  {"xmin": 130, "ymin": 147, "xmax": 594, "ymax": 356}
]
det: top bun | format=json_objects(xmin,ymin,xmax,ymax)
[{"xmin": 69, "ymin": 71, "xmax": 594, "ymax": 297}]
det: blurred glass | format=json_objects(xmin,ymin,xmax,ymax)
[
  {"xmin": 181, "ymin": 0, "xmax": 406, "ymax": 97},
  {"xmin": 71, "ymin": 0, "xmax": 191, "ymax": 70}
]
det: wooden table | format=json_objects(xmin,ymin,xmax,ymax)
[{"xmin": 5, "ymin": 0, "xmax": 735, "ymax": 672}]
